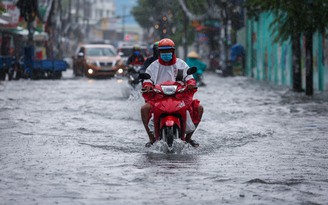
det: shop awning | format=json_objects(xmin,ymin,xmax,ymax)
[
  {"xmin": 0, "ymin": 18, "xmax": 9, "ymax": 25},
  {"xmin": 0, "ymin": 26, "xmax": 49, "ymax": 41}
]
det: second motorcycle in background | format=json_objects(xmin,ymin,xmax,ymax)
[{"xmin": 115, "ymin": 45, "xmax": 146, "ymax": 98}]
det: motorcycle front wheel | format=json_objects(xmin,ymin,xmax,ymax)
[{"xmin": 161, "ymin": 125, "xmax": 180, "ymax": 148}]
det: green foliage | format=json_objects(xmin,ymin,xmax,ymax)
[
  {"xmin": 245, "ymin": 0, "xmax": 328, "ymax": 42},
  {"xmin": 0, "ymin": 0, "xmax": 5, "ymax": 14},
  {"xmin": 131, "ymin": 0, "xmax": 209, "ymax": 44},
  {"xmin": 60, "ymin": 0, "xmax": 71, "ymax": 14},
  {"xmin": 184, "ymin": 0, "xmax": 210, "ymax": 15}
]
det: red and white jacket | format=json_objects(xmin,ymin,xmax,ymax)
[{"xmin": 142, "ymin": 58, "xmax": 196, "ymax": 88}]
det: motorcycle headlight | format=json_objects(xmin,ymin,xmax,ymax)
[{"xmin": 161, "ymin": 85, "xmax": 177, "ymax": 95}]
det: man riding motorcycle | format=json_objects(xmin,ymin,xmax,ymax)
[
  {"xmin": 127, "ymin": 45, "xmax": 145, "ymax": 66},
  {"xmin": 141, "ymin": 41, "xmax": 159, "ymax": 72},
  {"xmin": 141, "ymin": 38, "xmax": 204, "ymax": 148},
  {"xmin": 124, "ymin": 45, "xmax": 146, "ymax": 88}
]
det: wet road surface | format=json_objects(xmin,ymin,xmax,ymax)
[{"xmin": 1, "ymin": 70, "xmax": 328, "ymax": 204}]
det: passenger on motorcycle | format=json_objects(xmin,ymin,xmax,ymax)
[
  {"xmin": 126, "ymin": 45, "xmax": 145, "ymax": 66},
  {"xmin": 141, "ymin": 41, "xmax": 159, "ymax": 72},
  {"xmin": 141, "ymin": 38, "xmax": 204, "ymax": 148}
]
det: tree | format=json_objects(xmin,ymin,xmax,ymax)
[
  {"xmin": 16, "ymin": 0, "xmax": 45, "ymax": 45},
  {"xmin": 245, "ymin": 0, "xmax": 328, "ymax": 95},
  {"xmin": 131, "ymin": 0, "xmax": 208, "ymax": 57},
  {"xmin": 0, "ymin": 0, "xmax": 5, "ymax": 14},
  {"xmin": 132, "ymin": 0, "xmax": 245, "ymax": 62}
]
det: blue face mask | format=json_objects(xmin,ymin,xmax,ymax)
[
  {"xmin": 160, "ymin": 53, "xmax": 173, "ymax": 62},
  {"xmin": 134, "ymin": 51, "xmax": 140, "ymax": 55}
]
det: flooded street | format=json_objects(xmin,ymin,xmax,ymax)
[{"xmin": 1, "ymin": 70, "xmax": 328, "ymax": 205}]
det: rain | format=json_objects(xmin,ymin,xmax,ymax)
[{"xmin": 1, "ymin": 0, "xmax": 328, "ymax": 204}]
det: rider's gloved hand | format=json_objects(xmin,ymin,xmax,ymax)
[
  {"xmin": 142, "ymin": 85, "xmax": 153, "ymax": 92},
  {"xmin": 142, "ymin": 82, "xmax": 153, "ymax": 92},
  {"xmin": 141, "ymin": 85, "xmax": 153, "ymax": 93},
  {"xmin": 186, "ymin": 79, "xmax": 197, "ymax": 90},
  {"xmin": 187, "ymin": 84, "xmax": 197, "ymax": 90}
]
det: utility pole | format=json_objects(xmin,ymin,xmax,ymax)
[
  {"xmin": 292, "ymin": 33, "xmax": 302, "ymax": 92},
  {"xmin": 122, "ymin": 5, "xmax": 126, "ymax": 41},
  {"xmin": 219, "ymin": 1, "xmax": 227, "ymax": 73},
  {"xmin": 83, "ymin": 0, "xmax": 91, "ymax": 42},
  {"xmin": 16, "ymin": 0, "xmax": 40, "ymax": 63},
  {"xmin": 68, "ymin": 0, "xmax": 72, "ymax": 24},
  {"xmin": 183, "ymin": 12, "xmax": 188, "ymax": 60},
  {"xmin": 76, "ymin": 0, "xmax": 80, "ymax": 23},
  {"xmin": 16, "ymin": 0, "xmax": 37, "ymax": 46},
  {"xmin": 305, "ymin": 0, "xmax": 314, "ymax": 96}
]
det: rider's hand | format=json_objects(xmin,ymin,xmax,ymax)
[
  {"xmin": 187, "ymin": 84, "xmax": 197, "ymax": 90},
  {"xmin": 142, "ymin": 85, "xmax": 153, "ymax": 92}
]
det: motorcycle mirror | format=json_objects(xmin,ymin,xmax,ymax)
[
  {"xmin": 139, "ymin": 73, "xmax": 151, "ymax": 80},
  {"xmin": 187, "ymin": 66, "xmax": 197, "ymax": 75}
]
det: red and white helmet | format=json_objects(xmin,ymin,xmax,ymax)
[{"xmin": 158, "ymin": 38, "xmax": 175, "ymax": 50}]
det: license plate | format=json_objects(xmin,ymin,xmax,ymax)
[{"xmin": 101, "ymin": 66, "xmax": 113, "ymax": 71}]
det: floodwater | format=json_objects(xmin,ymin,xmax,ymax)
[{"xmin": 1, "ymin": 70, "xmax": 328, "ymax": 205}]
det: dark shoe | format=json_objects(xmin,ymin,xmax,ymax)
[
  {"xmin": 187, "ymin": 139, "xmax": 199, "ymax": 148},
  {"xmin": 199, "ymin": 82, "xmax": 206, "ymax": 87},
  {"xmin": 145, "ymin": 141, "xmax": 153, "ymax": 148},
  {"xmin": 145, "ymin": 139, "xmax": 156, "ymax": 148}
]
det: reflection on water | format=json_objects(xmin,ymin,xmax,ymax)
[
  {"xmin": 0, "ymin": 72, "xmax": 328, "ymax": 204},
  {"xmin": 144, "ymin": 152, "xmax": 198, "ymax": 164}
]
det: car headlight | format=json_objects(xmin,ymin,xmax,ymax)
[
  {"xmin": 161, "ymin": 85, "xmax": 177, "ymax": 95},
  {"xmin": 117, "ymin": 68, "xmax": 124, "ymax": 74},
  {"xmin": 88, "ymin": 69, "xmax": 94, "ymax": 74}
]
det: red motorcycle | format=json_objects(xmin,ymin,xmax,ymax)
[{"xmin": 140, "ymin": 67, "xmax": 197, "ymax": 149}]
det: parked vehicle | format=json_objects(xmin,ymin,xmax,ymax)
[
  {"xmin": 1, "ymin": 54, "xmax": 68, "ymax": 80},
  {"xmin": 20, "ymin": 59, "xmax": 69, "ymax": 80},
  {"xmin": 0, "ymin": 56, "xmax": 14, "ymax": 80},
  {"xmin": 72, "ymin": 44, "xmax": 124, "ymax": 78}
]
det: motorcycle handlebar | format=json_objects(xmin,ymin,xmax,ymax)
[
  {"xmin": 141, "ymin": 87, "xmax": 153, "ymax": 93},
  {"xmin": 141, "ymin": 85, "xmax": 197, "ymax": 93}
]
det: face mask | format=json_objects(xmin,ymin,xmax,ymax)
[
  {"xmin": 160, "ymin": 53, "xmax": 173, "ymax": 62},
  {"xmin": 134, "ymin": 51, "xmax": 140, "ymax": 55}
]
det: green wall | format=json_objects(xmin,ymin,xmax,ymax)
[{"xmin": 246, "ymin": 12, "xmax": 327, "ymax": 91}]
